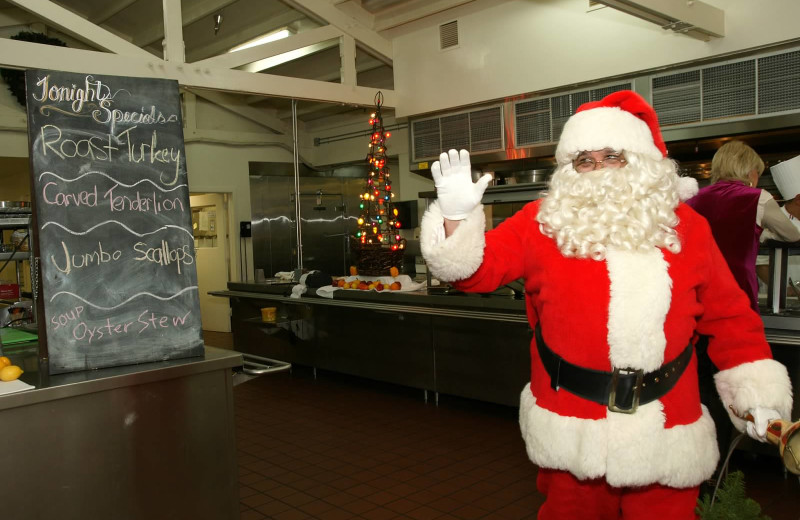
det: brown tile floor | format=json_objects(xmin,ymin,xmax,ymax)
[{"xmin": 230, "ymin": 365, "xmax": 800, "ymax": 520}]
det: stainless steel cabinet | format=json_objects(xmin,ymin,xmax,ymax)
[
  {"xmin": 230, "ymin": 296, "xmax": 316, "ymax": 366},
  {"xmin": 432, "ymin": 316, "xmax": 532, "ymax": 407},
  {"xmin": 314, "ymin": 305, "xmax": 435, "ymax": 391}
]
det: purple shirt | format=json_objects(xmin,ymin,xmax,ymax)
[{"xmin": 686, "ymin": 180, "xmax": 763, "ymax": 312}]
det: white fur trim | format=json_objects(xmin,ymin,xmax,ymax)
[
  {"xmin": 555, "ymin": 107, "xmax": 663, "ymax": 164},
  {"xmin": 420, "ymin": 202, "xmax": 485, "ymax": 282},
  {"xmin": 714, "ymin": 359, "xmax": 793, "ymax": 432},
  {"xmin": 519, "ymin": 387, "xmax": 719, "ymax": 487},
  {"xmin": 677, "ymin": 177, "xmax": 699, "ymax": 201},
  {"xmin": 606, "ymin": 248, "xmax": 670, "ymax": 371}
]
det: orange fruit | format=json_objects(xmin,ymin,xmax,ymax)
[
  {"xmin": 390, "ymin": 282, "xmax": 401, "ymax": 291},
  {"xmin": 349, "ymin": 265, "xmax": 358, "ymax": 276},
  {"xmin": 0, "ymin": 356, "xmax": 11, "ymax": 368},
  {"xmin": 0, "ymin": 365, "xmax": 23, "ymax": 382},
  {"xmin": 389, "ymin": 266, "xmax": 399, "ymax": 278}
]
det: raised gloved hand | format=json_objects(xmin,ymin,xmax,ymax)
[
  {"xmin": 431, "ymin": 149, "xmax": 493, "ymax": 220},
  {"xmin": 745, "ymin": 407, "xmax": 782, "ymax": 443}
]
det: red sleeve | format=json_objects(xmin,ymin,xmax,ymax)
[{"xmin": 452, "ymin": 201, "xmax": 539, "ymax": 294}]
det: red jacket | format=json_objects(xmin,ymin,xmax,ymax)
[{"xmin": 420, "ymin": 199, "xmax": 792, "ymax": 488}]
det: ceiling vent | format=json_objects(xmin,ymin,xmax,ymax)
[
  {"xmin": 412, "ymin": 105, "xmax": 503, "ymax": 161},
  {"xmin": 652, "ymin": 48, "xmax": 800, "ymax": 128},
  {"xmin": 439, "ymin": 20, "xmax": 459, "ymax": 50},
  {"xmin": 515, "ymin": 82, "xmax": 632, "ymax": 147}
]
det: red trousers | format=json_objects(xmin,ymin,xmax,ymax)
[{"xmin": 537, "ymin": 468, "xmax": 700, "ymax": 520}]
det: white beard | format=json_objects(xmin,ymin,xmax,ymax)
[{"xmin": 536, "ymin": 155, "xmax": 682, "ymax": 261}]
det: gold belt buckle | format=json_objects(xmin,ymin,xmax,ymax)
[{"xmin": 608, "ymin": 367, "xmax": 644, "ymax": 414}]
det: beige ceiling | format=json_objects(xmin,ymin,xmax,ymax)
[{"xmin": 0, "ymin": 0, "xmax": 482, "ymax": 128}]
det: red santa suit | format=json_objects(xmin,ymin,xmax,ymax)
[{"xmin": 420, "ymin": 91, "xmax": 793, "ymax": 519}]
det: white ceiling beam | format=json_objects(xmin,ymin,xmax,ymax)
[
  {"xmin": 0, "ymin": 113, "xmax": 28, "ymax": 131},
  {"xmin": 136, "ymin": 0, "xmax": 240, "ymax": 48},
  {"xmin": 339, "ymin": 34, "xmax": 356, "ymax": 86},
  {"xmin": 329, "ymin": 0, "xmax": 374, "ymax": 29},
  {"xmin": 238, "ymin": 40, "xmax": 339, "ymax": 74},
  {"xmin": 594, "ymin": 0, "xmax": 724, "ymax": 40},
  {"xmin": 308, "ymin": 57, "xmax": 385, "ymax": 84},
  {"xmin": 6, "ymin": 0, "xmax": 152, "ymax": 57},
  {"xmin": 276, "ymin": 102, "xmax": 335, "ymax": 120},
  {"xmin": 193, "ymin": 24, "xmax": 342, "ymax": 70},
  {"xmin": 281, "ymin": 0, "xmax": 392, "ymax": 64},
  {"xmin": 162, "ymin": 0, "xmax": 184, "ymax": 62},
  {"xmin": 0, "ymin": 38, "xmax": 396, "ymax": 108},
  {"xmin": 372, "ymin": 0, "xmax": 476, "ymax": 31},
  {"xmin": 187, "ymin": 88, "xmax": 292, "ymax": 135},
  {"xmin": 89, "ymin": 0, "xmax": 136, "ymax": 25},
  {"xmin": 184, "ymin": 10, "xmax": 307, "ymax": 64}
]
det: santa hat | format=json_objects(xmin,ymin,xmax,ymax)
[
  {"xmin": 554, "ymin": 90, "xmax": 698, "ymax": 199},
  {"xmin": 555, "ymin": 90, "xmax": 667, "ymax": 165}
]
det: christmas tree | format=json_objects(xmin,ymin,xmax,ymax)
[{"xmin": 352, "ymin": 91, "xmax": 405, "ymax": 274}]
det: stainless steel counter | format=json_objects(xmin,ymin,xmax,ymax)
[
  {"xmin": 216, "ymin": 283, "xmax": 800, "ymax": 410},
  {"xmin": 0, "ymin": 345, "xmax": 243, "ymax": 520},
  {"xmin": 216, "ymin": 282, "xmax": 800, "ymax": 341},
  {"xmin": 216, "ymin": 281, "xmax": 528, "ymax": 323},
  {"xmin": 0, "ymin": 344, "xmax": 242, "ymax": 408}
]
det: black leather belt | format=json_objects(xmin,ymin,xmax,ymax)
[{"xmin": 535, "ymin": 325, "xmax": 693, "ymax": 414}]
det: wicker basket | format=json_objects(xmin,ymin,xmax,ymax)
[{"xmin": 351, "ymin": 241, "xmax": 404, "ymax": 276}]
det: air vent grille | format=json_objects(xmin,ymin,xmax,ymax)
[
  {"xmin": 514, "ymin": 83, "xmax": 630, "ymax": 147},
  {"xmin": 652, "ymin": 70, "xmax": 701, "ymax": 126},
  {"xmin": 759, "ymin": 50, "xmax": 800, "ymax": 114},
  {"xmin": 412, "ymin": 119, "xmax": 442, "ymax": 161},
  {"xmin": 515, "ymin": 99, "xmax": 550, "ymax": 146},
  {"xmin": 440, "ymin": 113, "xmax": 470, "ymax": 151},
  {"xmin": 470, "ymin": 107, "xmax": 503, "ymax": 152},
  {"xmin": 411, "ymin": 105, "xmax": 503, "ymax": 161},
  {"xmin": 439, "ymin": 20, "xmax": 459, "ymax": 50},
  {"xmin": 703, "ymin": 60, "xmax": 755, "ymax": 120},
  {"xmin": 652, "ymin": 47, "xmax": 800, "ymax": 127}
]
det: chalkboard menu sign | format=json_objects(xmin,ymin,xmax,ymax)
[{"xmin": 25, "ymin": 69, "xmax": 204, "ymax": 374}]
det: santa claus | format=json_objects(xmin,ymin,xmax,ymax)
[{"xmin": 420, "ymin": 90, "xmax": 793, "ymax": 519}]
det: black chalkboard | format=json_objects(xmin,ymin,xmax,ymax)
[{"xmin": 25, "ymin": 69, "xmax": 204, "ymax": 374}]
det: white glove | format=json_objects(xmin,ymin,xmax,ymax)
[
  {"xmin": 745, "ymin": 407, "xmax": 782, "ymax": 443},
  {"xmin": 431, "ymin": 149, "xmax": 493, "ymax": 220}
]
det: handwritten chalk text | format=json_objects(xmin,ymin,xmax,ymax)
[
  {"xmin": 71, "ymin": 309, "xmax": 192, "ymax": 344},
  {"xmin": 51, "ymin": 240, "xmax": 122, "ymax": 275},
  {"xmin": 133, "ymin": 240, "xmax": 194, "ymax": 274},
  {"xmin": 32, "ymin": 74, "xmax": 112, "ymax": 114}
]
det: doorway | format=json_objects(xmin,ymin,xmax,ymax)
[{"xmin": 190, "ymin": 192, "xmax": 232, "ymax": 333}]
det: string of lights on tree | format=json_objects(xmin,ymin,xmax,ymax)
[{"xmin": 355, "ymin": 91, "xmax": 406, "ymax": 252}]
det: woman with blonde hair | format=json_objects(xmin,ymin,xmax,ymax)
[
  {"xmin": 687, "ymin": 140, "xmax": 800, "ymax": 312},
  {"xmin": 687, "ymin": 140, "xmax": 800, "ymax": 471}
]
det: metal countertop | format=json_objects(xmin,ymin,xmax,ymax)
[{"xmin": 0, "ymin": 345, "xmax": 242, "ymax": 411}]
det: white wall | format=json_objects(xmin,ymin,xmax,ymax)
[
  {"xmin": 185, "ymin": 141, "xmax": 293, "ymax": 281},
  {"xmin": 392, "ymin": 0, "xmax": 800, "ymax": 118}
]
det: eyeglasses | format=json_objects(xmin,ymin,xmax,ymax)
[{"xmin": 572, "ymin": 150, "xmax": 627, "ymax": 173}]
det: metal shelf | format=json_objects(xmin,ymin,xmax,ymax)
[
  {"xmin": 0, "ymin": 251, "xmax": 31, "ymax": 262},
  {"xmin": 0, "ymin": 217, "xmax": 31, "ymax": 229},
  {"xmin": 0, "ymin": 214, "xmax": 37, "ymax": 330}
]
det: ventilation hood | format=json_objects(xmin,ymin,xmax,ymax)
[{"xmin": 409, "ymin": 45, "xmax": 800, "ymax": 182}]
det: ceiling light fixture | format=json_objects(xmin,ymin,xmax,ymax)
[
  {"xmin": 592, "ymin": 0, "xmax": 724, "ymax": 41},
  {"xmin": 229, "ymin": 28, "xmax": 291, "ymax": 53}
]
